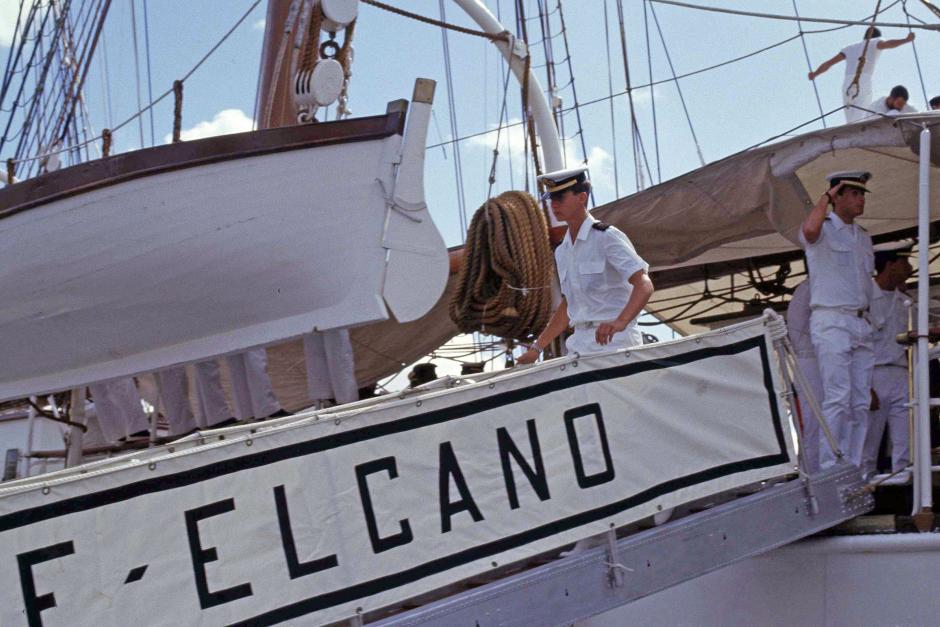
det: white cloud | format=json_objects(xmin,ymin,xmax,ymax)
[
  {"xmin": 164, "ymin": 109, "xmax": 255, "ymax": 143},
  {"xmin": 0, "ymin": 0, "xmax": 30, "ymax": 48},
  {"xmin": 253, "ymin": 18, "xmax": 266, "ymax": 32}
]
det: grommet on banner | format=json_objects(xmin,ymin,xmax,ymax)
[
  {"xmin": 489, "ymin": 383, "xmax": 495, "ymax": 389},
  {"xmin": 334, "ymin": 418, "xmax": 342, "ymax": 426},
  {"xmin": 560, "ymin": 365, "xmax": 566, "ymax": 371},
  {"xmin": 246, "ymin": 439, "xmax": 253, "ymax": 447},
  {"xmin": 416, "ymin": 400, "xmax": 422, "ymax": 407},
  {"xmin": 42, "ymin": 486, "xmax": 50, "ymax": 495},
  {"xmin": 148, "ymin": 462, "xmax": 156, "ymax": 471}
]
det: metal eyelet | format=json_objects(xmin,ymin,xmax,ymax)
[
  {"xmin": 42, "ymin": 486, "xmax": 50, "ymax": 495},
  {"xmin": 148, "ymin": 462, "xmax": 157, "ymax": 471},
  {"xmin": 245, "ymin": 439, "xmax": 253, "ymax": 447},
  {"xmin": 416, "ymin": 400, "xmax": 422, "ymax": 407}
]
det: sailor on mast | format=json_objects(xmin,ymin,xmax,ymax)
[
  {"xmin": 799, "ymin": 171, "xmax": 876, "ymax": 469},
  {"xmin": 518, "ymin": 167, "xmax": 654, "ymax": 365},
  {"xmin": 807, "ymin": 27, "xmax": 914, "ymax": 123}
]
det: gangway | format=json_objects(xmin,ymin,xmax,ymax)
[{"xmin": 373, "ymin": 464, "xmax": 871, "ymax": 627}]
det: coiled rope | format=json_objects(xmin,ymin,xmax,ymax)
[{"xmin": 450, "ymin": 191, "xmax": 554, "ymax": 341}]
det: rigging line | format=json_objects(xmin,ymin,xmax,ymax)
[
  {"xmin": 0, "ymin": 0, "xmax": 33, "ymax": 109},
  {"xmin": 603, "ymin": 0, "xmax": 621, "ymax": 197},
  {"xmin": 556, "ymin": 1, "xmax": 592, "ymax": 175},
  {"xmin": 902, "ymin": 0, "xmax": 929, "ymax": 108},
  {"xmin": 100, "ymin": 20, "xmax": 113, "ymax": 129},
  {"xmin": 486, "ymin": 60, "xmax": 515, "ymax": 200},
  {"xmin": 643, "ymin": 0, "xmax": 661, "ymax": 185},
  {"xmin": 535, "ymin": 0, "xmax": 561, "ymax": 134},
  {"xmin": 792, "ymin": 0, "xmax": 826, "ymax": 128},
  {"xmin": 360, "ymin": 0, "xmax": 509, "ymax": 42},
  {"xmin": 0, "ymin": 2, "xmax": 55, "ymax": 156},
  {"xmin": 56, "ymin": 0, "xmax": 111, "ymax": 147},
  {"xmin": 10, "ymin": 0, "xmax": 263, "ymax": 166},
  {"xmin": 142, "ymin": 0, "xmax": 156, "ymax": 146},
  {"xmin": 615, "ymin": 0, "xmax": 650, "ymax": 191},
  {"xmin": 648, "ymin": 0, "xmax": 705, "ymax": 167},
  {"xmin": 130, "ymin": 0, "xmax": 146, "ymax": 148},
  {"xmin": 438, "ymin": 0, "xmax": 469, "ymax": 240},
  {"xmin": 649, "ymin": 0, "xmax": 940, "ymax": 30}
]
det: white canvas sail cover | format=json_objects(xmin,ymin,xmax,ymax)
[{"xmin": 0, "ymin": 315, "xmax": 794, "ymax": 625}]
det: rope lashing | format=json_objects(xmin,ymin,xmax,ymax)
[
  {"xmin": 101, "ymin": 129, "xmax": 112, "ymax": 157},
  {"xmin": 450, "ymin": 191, "xmax": 554, "ymax": 341},
  {"xmin": 172, "ymin": 80, "xmax": 183, "ymax": 143},
  {"xmin": 846, "ymin": 0, "xmax": 883, "ymax": 100}
]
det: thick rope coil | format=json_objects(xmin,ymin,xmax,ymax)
[{"xmin": 449, "ymin": 191, "xmax": 554, "ymax": 341}]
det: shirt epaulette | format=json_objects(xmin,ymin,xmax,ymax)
[{"xmin": 591, "ymin": 222, "xmax": 612, "ymax": 231}]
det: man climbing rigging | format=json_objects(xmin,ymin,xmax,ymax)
[{"xmin": 807, "ymin": 27, "xmax": 915, "ymax": 123}]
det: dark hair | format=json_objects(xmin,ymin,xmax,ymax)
[
  {"xmin": 864, "ymin": 26, "xmax": 882, "ymax": 39},
  {"xmin": 875, "ymin": 252, "xmax": 901, "ymax": 274},
  {"xmin": 889, "ymin": 85, "xmax": 909, "ymax": 100},
  {"xmin": 571, "ymin": 180, "xmax": 592, "ymax": 196},
  {"xmin": 930, "ymin": 95, "xmax": 940, "ymax": 108}
]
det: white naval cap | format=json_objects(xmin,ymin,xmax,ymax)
[
  {"xmin": 826, "ymin": 170, "xmax": 873, "ymax": 193},
  {"xmin": 537, "ymin": 166, "xmax": 589, "ymax": 200}
]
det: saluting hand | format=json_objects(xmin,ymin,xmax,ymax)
[{"xmin": 596, "ymin": 320, "xmax": 628, "ymax": 345}]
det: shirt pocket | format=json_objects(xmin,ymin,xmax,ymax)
[
  {"xmin": 826, "ymin": 237, "xmax": 853, "ymax": 266},
  {"xmin": 578, "ymin": 260, "xmax": 606, "ymax": 290}
]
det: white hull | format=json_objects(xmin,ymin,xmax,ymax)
[{"xmin": 585, "ymin": 533, "xmax": 940, "ymax": 627}]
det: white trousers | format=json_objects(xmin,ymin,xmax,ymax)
[
  {"xmin": 793, "ymin": 354, "xmax": 825, "ymax": 474},
  {"xmin": 225, "ymin": 348, "xmax": 281, "ymax": 420},
  {"xmin": 157, "ymin": 361, "xmax": 233, "ymax": 434},
  {"xmin": 842, "ymin": 83, "xmax": 872, "ymax": 123},
  {"xmin": 862, "ymin": 365, "xmax": 911, "ymax": 475},
  {"xmin": 565, "ymin": 324, "xmax": 641, "ymax": 356},
  {"xmin": 303, "ymin": 329, "xmax": 359, "ymax": 405},
  {"xmin": 88, "ymin": 378, "xmax": 148, "ymax": 442},
  {"xmin": 810, "ymin": 310, "xmax": 874, "ymax": 468}
]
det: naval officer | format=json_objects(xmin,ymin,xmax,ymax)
[
  {"xmin": 862, "ymin": 244, "xmax": 914, "ymax": 477},
  {"xmin": 518, "ymin": 166, "xmax": 653, "ymax": 365},
  {"xmin": 799, "ymin": 171, "xmax": 876, "ymax": 468}
]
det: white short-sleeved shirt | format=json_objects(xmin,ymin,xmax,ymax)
[
  {"xmin": 555, "ymin": 214, "xmax": 648, "ymax": 325},
  {"xmin": 840, "ymin": 39, "xmax": 882, "ymax": 96},
  {"xmin": 787, "ymin": 280, "xmax": 815, "ymax": 358},
  {"xmin": 870, "ymin": 284, "xmax": 910, "ymax": 367},
  {"xmin": 799, "ymin": 212, "xmax": 874, "ymax": 310},
  {"xmin": 866, "ymin": 96, "xmax": 918, "ymax": 117}
]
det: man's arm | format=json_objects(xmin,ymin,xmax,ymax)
[
  {"xmin": 877, "ymin": 32, "xmax": 915, "ymax": 49},
  {"xmin": 517, "ymin": 298, "xmax": 570, "ymax": 365},
  {"xmin": 808, "ymin": 52, "xmax": 846, "ymax": 80},
  {"xmin": 802, "ymin": 181, "xmax": 844, "ymax": 244},
  {"xmin": 596, "ymin": 271, "xmax": 654, "ymax": 345}
]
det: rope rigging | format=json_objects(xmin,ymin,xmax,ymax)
[
  {"xmin": 845, "ymin": 0, "xmax": 882, "ymax": 101},
  {"xmin": 792, "ymin": 0, "xmax": 827, "ymax": 127}
]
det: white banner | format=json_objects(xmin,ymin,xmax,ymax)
[{"xmin": 0, "ymin": 319, "xmax": 794, "ymax": 626}]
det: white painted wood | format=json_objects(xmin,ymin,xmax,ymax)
[{"xmin": 0, "ymin": 130, "xmax": 447, "ymax": 401}]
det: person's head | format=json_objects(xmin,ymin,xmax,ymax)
[
  {"xmin": 539, "ymin": 166, "xmax": 591, "ymax": 223},
  {"xmin": 826, "ymin": 171, "xmax": 872, "ymax": 221},
  {"xmin": 885, "ymin": 85, "xmax": 910, "ymax": 111},
  {"xmin": 874, "ymin": 247, "xmax": 913, "ymax": 289},
  {"xmin": 864, "ymin": 26, "xmax": 882, "ymax": 40},
  {"xmin": 930, "ymin": 95, "xmax": 940, "ymax": 111}
]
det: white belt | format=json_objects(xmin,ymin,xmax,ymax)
[{"xmin": 812, "ymin": 305, "xmax": 869, "ymax": 320}]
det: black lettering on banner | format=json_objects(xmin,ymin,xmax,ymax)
[
  {"xmin": 184, "ymin": 498, "xmax": 253, "ymax": 609},
  {"xmin": 497, "ymin": 419, "xmax": 551, "ymax": 510},
  {"xmin": 273, "ymin": 485, "xmax": 339, "ymax": 579},
  {"xmin": 439, "ymin": 442, "xmax": 485, "ymax": 533},
  {"xmin": 17, "ymin": 540, "xmax": 74, "ymax": 627},
  {"xmin": 564, "ymin": 403, "xmax": 616, "ymax": 488},
  {"xmin": 355, "ymin": 457, "xmax": 414, "ymax": 554}
]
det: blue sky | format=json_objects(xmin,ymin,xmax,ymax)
[{"xmin": 2, "ymin": 0, "xmax": 939, "ymax": 247}]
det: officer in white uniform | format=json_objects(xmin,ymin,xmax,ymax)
[
  {"xmin": 303, "ymin": 329, "xmax": 359, "ymax": 407},
  {"xmin": 787, "ymin": 278, "xmax": 825, "ymax": 473},
  {"xmin": 156, "ymin": 361, "xmax": 237, "ymax": 436},
  {"xmin": 518, "ymin": 166, "xmax": 654, "ymax": 365},
  {"xmin": 862, "ymin": 245, "xmax": 914, "ymax": 477},
  {"xmin": 807, "ymin": 28, "xmax": 915, "ymax": 123},
  {"xmin": 799, "ymin": 171, "xmax": 876, "ymax": 468},
  {"xmin": 89, "ymin": 377, "xmax": 149, "ymax": 442}
]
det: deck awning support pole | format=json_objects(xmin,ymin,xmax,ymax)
[{"xmin": 913, "ymin": 123, "xmax": 933, "ymax": 529}]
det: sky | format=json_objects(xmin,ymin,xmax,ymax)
[{"xmin": 1, "ymin": 0, "xmax": 939, "ymax": 381}]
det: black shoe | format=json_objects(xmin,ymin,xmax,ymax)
[
  {"xmin": 209, "ymin": 417, "xmax": 238, "ymax": 429},
  {"xmin": 264, "ymin": 409, "xmax": 292, "ymax": 420}
]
